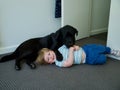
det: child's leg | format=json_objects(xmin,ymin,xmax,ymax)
[
  {"xmin": 95, "ymin": 54, "xmax": 106, "ymax": 64},
  {"xmin": 82, "ymin": 44, "xmax": 107, "ymax": 65},
  {"xmin": 85, "ymin": 54, "xmax": 106, "ymax": 65},
  {"xmin": 82, "ymin": 44, "xmax": 111, "ymax": 54},
  {"xmin": 92, "ymin": 44, "xmax": 120, "ymax": 57},
  {"xmin": 103, "ymin": 46, "xmax": 111, "ymax": 54},
  {"xmin": 83, "ymin": 44, "xmax": 120, "ymax": 58}
]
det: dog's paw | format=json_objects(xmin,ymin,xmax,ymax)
[
  {"xmin": 30, "ymin": 63, "xmax": 36, "ymax": 69},
  {"xmin": 15, "ymin": 65, "xmax": 21, "ymax": 71},
  {"xmin": 56, "ymin": 54, "xmax": 63, "ymax": 61}
]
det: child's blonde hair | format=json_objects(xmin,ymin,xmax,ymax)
[{"xmin": 36, "ymin": 48, "xmax": 50, "ymax": 65}]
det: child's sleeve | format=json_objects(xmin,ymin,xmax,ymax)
[{"xmin": 55, "ymin": 60, "xmax": 64, "ymax": 67}]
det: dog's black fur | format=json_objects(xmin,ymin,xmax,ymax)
[{"xmin": 0, "ymin": 25, "xmax": 78, "ymax": 70}]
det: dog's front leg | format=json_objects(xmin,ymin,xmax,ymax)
[{"xmin": 55, "ymin": 50, "xmax": 63, "ymax": 61}]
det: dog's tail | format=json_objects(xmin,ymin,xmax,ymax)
[{"xmin": 0, "ymin": 52, "xmax": 17, "ymax": 63}]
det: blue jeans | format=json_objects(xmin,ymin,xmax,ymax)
[{"xmin": 82, "ymin": 44, "xmax": 111, "ymax": 65}]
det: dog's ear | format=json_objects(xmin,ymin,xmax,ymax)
[
  {"xmin": 73, "ymin": 28, "xmax": 78, "ymax": 36},
  {"xmin": 68, "ymin": 25, "xmax": 78, "ymax": 36}
]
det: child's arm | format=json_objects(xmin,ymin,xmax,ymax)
[
  {"xmin": 62, "ymin": 47, "xmax": 74, "ymax": 67},
  {"xmin": 55, "ymin": 45, "xmax": 80, "ymax": 67}
]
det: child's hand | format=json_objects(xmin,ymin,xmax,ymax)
[
  {"xmin": 69, "ymin": 47, "xmax": 75, "ymax": 51},
  {"xmin": 73, "ymin": 45, "xmax": 80, "ymax": 51}
]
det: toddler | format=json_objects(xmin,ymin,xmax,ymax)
[{"xmin": 36, "ymin": 44, "xmax": 120, "ymax": 67}]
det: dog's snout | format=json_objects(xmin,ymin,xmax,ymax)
[{"xmin": 66, "ymin": 40, "xmax": 74, "ymax": 48}]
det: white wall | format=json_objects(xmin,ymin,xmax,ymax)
[
  {"xmin": 0, "ymin": 0, "xmax": 61, "ymax": 54},
  {"xmin": 91, "ymin": 0, "xmax": 111, "ymax": 35},
  {"xmin": 0, "ymin": 0, "xmax": 111, "ymax": 54},
  {"xmin": 61, "ymin": 0, "xmax": 91, "ymax": 40},
  {"xmin": 107, "ymin": 0, "xmax": 120, "ymax": 60}
]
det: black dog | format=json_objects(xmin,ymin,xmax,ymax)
[{"xmin": 0, "ymin": 25, "xmax": 78, "ymax": 70}]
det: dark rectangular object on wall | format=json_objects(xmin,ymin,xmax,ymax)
[{"xmin": 55, "ymin": 0, "xmax": 61, "ymax": 18}]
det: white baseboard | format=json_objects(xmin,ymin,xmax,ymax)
[
  {"xmin": 0, "ymin": 45, "xmax": 18, "ymax": 55},
  {"xmin": 90, "ymin": 27, "xmax": 107, "ymax": 35}
]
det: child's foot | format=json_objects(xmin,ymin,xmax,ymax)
[{"xmin": 111, "ymin": 49, "xmax": 120, "ymax": 57}]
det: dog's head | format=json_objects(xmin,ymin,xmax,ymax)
[{"xmin": 55, "ymin": 25, "xmax": 78, "ymax": 48}]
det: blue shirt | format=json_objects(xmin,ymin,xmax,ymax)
[{"xmin": 55, "ymin": 45, "xmax": 84, "ymax": 67}]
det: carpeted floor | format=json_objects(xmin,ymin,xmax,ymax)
[{"xmin": 0, "ymin": 33, "xmax": 120, "ymax": 90}]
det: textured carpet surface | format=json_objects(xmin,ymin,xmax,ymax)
[{"xmin": 0, "ymin": 33, "xmax": 120, "ymax": 90}]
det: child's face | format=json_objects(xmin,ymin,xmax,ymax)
[{"xmin": 44, "ymin": 50, "xmax": 56, "ymax": 64}]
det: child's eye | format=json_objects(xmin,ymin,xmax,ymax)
[
  {"xmin": 47, "ymin": 58, "xmax": 50, "ymax": 62},
  {"xmin": 48, "ymin": 52, "xmax": 50, "ymax": 55}
]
